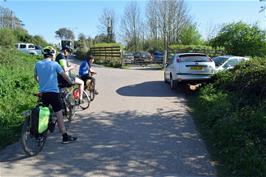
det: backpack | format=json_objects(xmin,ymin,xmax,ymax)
[{"xmin": 30, "ymin": 105, "xmax": 51, "ymax": 137}]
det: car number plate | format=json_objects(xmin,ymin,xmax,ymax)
[{"xmin": 191, "ymin": 66, "xmax": 203, "ymax": 70}]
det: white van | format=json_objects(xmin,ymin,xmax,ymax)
[{"xmin": 15, "ymin": 43, "xmax": 42, "ymax": 55}]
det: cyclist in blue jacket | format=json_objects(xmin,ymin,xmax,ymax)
[{"xmin": 79, "ymin": 54, "xmax": 98, "ymax": 95}]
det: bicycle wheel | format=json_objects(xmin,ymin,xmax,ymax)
[
  {"xmin": 80, "ymin": 90, "xmax": 90, "ymax": 110},
  {"xmin": 21, "ymin": 115, "xmax": 47, "ymax": 156},
  {"xmin": 65, "ymin": 93, "xmax": 76, "ymax": 121},
  {"xmin": 73, "ymin": 88, "xmax": 90, "ymax": 110},
  {"xmin": 85, "ymin": 79, "xmax": 95, "ymax": 101}
]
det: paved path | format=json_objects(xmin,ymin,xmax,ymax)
[{"xmin": 0, "ymin": 62, "xmax": 216, "ymax": 177}]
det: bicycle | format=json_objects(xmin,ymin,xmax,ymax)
[
  {"xmin": 20, "ymin": 93, "xmax": 54, "ymax": 156},
  {"xmin": 20, "ymin": 85, "xmax": 89, "ymax": 156}
]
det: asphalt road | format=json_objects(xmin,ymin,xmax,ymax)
[{"xmin": 0, "ymin": 62, "xmax": 216, "ymax": 177}]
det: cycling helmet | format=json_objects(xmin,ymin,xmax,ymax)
[{"xmin": 43, "ymin": 46, "xmax": 56, "ymax": 56}]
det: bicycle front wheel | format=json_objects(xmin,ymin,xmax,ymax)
[
  {"xmin": 21, "ymin": 115, "xmax": 46, "ymax": 156},
  {"xmin": 79, "ymin": 89, "xmax": 90, "ymax": 110},
  {"xmin": 65, "ymin": 93, "xmax": 76, "ymax": 122}
]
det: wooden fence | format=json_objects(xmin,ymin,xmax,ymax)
[{"xmin": 90, "ymin": 46, "xmax": 122, "ymax": 61}]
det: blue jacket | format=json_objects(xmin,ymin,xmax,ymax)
[{"xmin": 79, "ymin": 60, "xmax": 91, "ymax": 76}]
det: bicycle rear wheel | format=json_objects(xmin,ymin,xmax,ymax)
[
  {"xmin": 21, "ymin": 115, "xmax": 47, "ymax": 156},
  {"xmin": 88, "ymin": 89, "xmax": 95, "ymax": 101},
  {"xmin": 85, "ymin": 79, "xmax": 95, "ymax": 101}
]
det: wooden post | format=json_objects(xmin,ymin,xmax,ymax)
[{"xmin": 164, "ymin": 49, "xmax": 167, "ymax": 70}]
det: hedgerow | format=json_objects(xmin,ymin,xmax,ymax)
[
  {"xmin": 0, "ymin": 48, "xmax": 38, "ymax": 148},
  {"xmin": 189, "ymin": 57, "xmax": 266, "ymax": 177}
]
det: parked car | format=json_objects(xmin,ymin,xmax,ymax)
[
  {"xmin": 212, "ymin": 55, "xmax": 249, "ymax": 72},
  {"xmin": 164, "ymin": 53, "xmax": 215, "ymax": 89},
  {"xmin": 134, "ymin": 51, "xmax": 153, "ymax": 64},
  {"xmin": 123, "ymin": 51, "xmax": 134, "ymax": 64},
  {"xmin": 153, "ymin": 51, "xmax": 164, "ymax": 63},
  {"xmin": 15, "ymin": 43, "xmax": 42, "ymax": 55}
]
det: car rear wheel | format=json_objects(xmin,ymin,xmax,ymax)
[
  {"xmin": 164, "ymin": 73, "xmax": 168, "ymax": 83},
  {"xmin": 170, "ymin": 76, "xmax": 177, "ymax": 89}
]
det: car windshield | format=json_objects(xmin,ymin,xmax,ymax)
[
  {"xmin": 35, "ymin": 45, "xmax": 42, "ymax": 50},
  {"xmin": 213, "ymin": 57, "xmax": 229, "ymax": 67},
  {"xmin": 179, "ymin": 54, "xmax": 210, "ymax": 62}
]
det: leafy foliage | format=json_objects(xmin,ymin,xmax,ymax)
[
  {"xmin": 179, "ymin": 23, "xmax": 204, "ymax": 45},
  {"xmin": 55, "ymin": 28, "xmax": 75, "ymax": 40},
  {"xmin": 0, "ymin": 48, "xmax": 38, "ymax": 148},
  {"xmin": 189, "ymin": 57, "xmax": 266, "ymax": 176},
  {"xmin": 0, "ymin": 28, "xmax": 16, "ymax": 48},
  {"xmin": 0, "ymin": 28, "xmax": 49, "ymax": 49},
  {"xmin": 169, "ymin": 44, "xmax": 224, "ymax": 57},
  {"xmin": 210, "ymin": 22, "xmax": 266, "ymax": 57}
]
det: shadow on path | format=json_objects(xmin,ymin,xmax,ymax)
[
  {"xmin": 116, "ymin": 81, "xmax": 180, "ymax": 97},
  {"xmin": 1, "ymin": 110, "xmax": 216, "ymax": 176}
]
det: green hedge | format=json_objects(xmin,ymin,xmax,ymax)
[
  {"xmin": 189, "ymin": 57, "xmax": 266, "ymax": 177},
  {"xmin": 169, "ymin": 44, "xmax": 224, "ymax": 57},
  {"xmin": 0, "ymin": 48, "xmax": 38, "ymax": 148}
]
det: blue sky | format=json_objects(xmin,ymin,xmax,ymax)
[{"xmin": 0, "ymin": 0, "xmax": 265, "ymax": 44}]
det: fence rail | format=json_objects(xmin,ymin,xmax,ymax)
[{"xmin": 90, "ymin": 46, "xmax": 122, "ymax": 67}]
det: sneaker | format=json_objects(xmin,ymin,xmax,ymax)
[
  {"xmin": 94, "ymin": 90, "xmax": 99, "ymax": 95},
  {"xmin": 48, "ymin": 121, "xmax": 56, "ymax": 133},
  {"xmin": 62, "ymin": 134, "xmax": 78, "ymax": 144}
]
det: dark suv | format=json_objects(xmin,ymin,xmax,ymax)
[{"xmin": 134, "ymin": 51, "xmax": 153, "ymax": 64}]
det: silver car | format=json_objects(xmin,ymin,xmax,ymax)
[
  {"xmin": 123, "ymin": 52, "xmax": 134, "ymax": 64},
  {"xmin": 164, "ymin": 53, "xmax": 215, "ymax": 89},
  {"xmin": 213, "ymin": 55, "xmax": 249, "ymax": 72}
]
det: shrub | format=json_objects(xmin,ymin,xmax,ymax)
[
  {"xmin": 0, "ymin": 48, "xmax": 38, "ymax": 148},
  {"xmin": 0, "ymin": 28, "xmax": 16, "ymax": 49},
  {"xmin": 189, "ymin": 56, "xmax": 266, "ymax": 176},
  {"xmin": 169, "ymin": 44, "xmax": 224, "ymax": 57}
]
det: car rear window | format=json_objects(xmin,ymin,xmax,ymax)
[{"xmin": 179, "ymin": 54, "xmax": 210, "ymax": 62}]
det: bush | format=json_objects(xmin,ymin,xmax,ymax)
[
  {"xmin": 169, "ymin": 44, "xmax": 224, "ymax": 57},
  {"xmin": 189, "ymin": 57, "xmax": 266, "ymax": 176},
  {"xmin": 0, "ymin": 48, "xmax": 38, "ymax": 148},
  {"xmin": 0, "ymin": 28, "xmax": 16, "ymax": 49},
  {"xmin": 210, "ymin": 22, "xmax": 266, "ymax": 57}
]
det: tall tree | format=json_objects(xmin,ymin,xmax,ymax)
[
  {"xmin": 0, "ymin": 5, "xmax": 23, "ymax": 29},
  {"xmin": 179, "ymin": 23, "xmax": 203, "ymax": 45},
  {"xmin": 210, "ymin": 22, "xmax": 266, "ymax": 56},
  {"xmin": 55, "ymin": 28, "xmax": 75, "ymax": 40},
  {"xmin": 146, "ymin": 0, "xmax": 159, "ymax": 41},
  {"xmin": 98, "ymin": 8, "xmax": 115, "ymax": 42},
  {"xmin": 120, "ymin": 1, "xmax": 142, "ymax": 51},
  {"xmin": 146, "ymin": 0, "xmax": 190, "ymax": 49}
]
